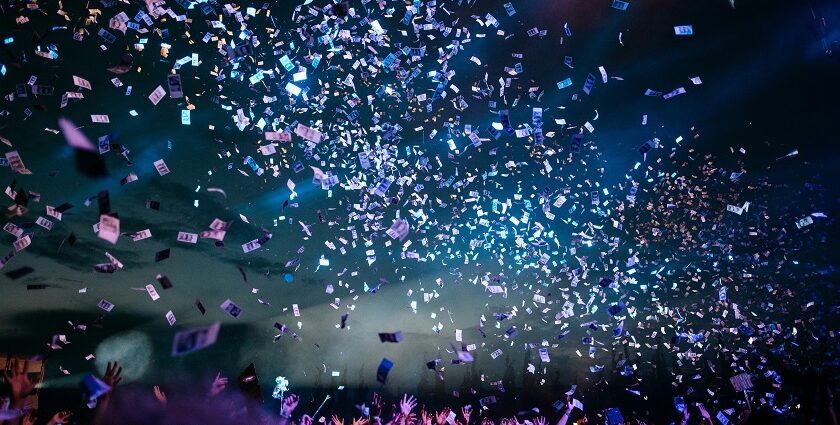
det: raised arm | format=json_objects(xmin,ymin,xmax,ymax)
[
  {"xmin": 555, "ymin": 395, "xmax": 575, "ymax": 425},
  {"xmin": 45, "ymin": 411, "xmax": 73, "ymax": 425},
  {"xmin": 4, "ymin": 360, "xmax": 37, "ymax": 425},
  {"xmin": 92, "ymin": 361, "xmax": 123, "ymax": 425},
  {"xmin": 696, "ymin": 403, "xmax": 713, "ymax": 425},
  {"xmin": 278, "ymin": 394, "xmax": 300, "ymax": 425}
]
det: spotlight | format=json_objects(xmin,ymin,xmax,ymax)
[{"xmin": 93, "ymin": 331, "xmax": 151, "ymax": 383}]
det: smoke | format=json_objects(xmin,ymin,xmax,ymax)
[
  {"xmin": 93, "ymin": 331, "xmax": 152, "ymax": 383},
  {"xmin": 97, "ymin": 385, "xmax": 284, "ymax": 425}
]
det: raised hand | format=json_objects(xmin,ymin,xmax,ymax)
[
  {"xmin": 102, "ymin": 361, "xmax": 123, "ymax": 388},
  {"xmin": 533, "ymin": 417, "xmax": 546, "ymax": 425},
  {"xmin": 301, "ymin": 415, "xmax": 314, "ymax": 425},
  {"xmin": 93, "ymin": 362, "xmax": 121, "ymax": 424},
  {"xmin": 406, "ymin": 413, "xmax": 418, "ymax": 425},
  {"xmin": 332, "ymin": 414, "xmax": 345, "ymax": 425},
  {"xmin": 400, "ymin": 394, "xmax": 418, "ymax": 415},
  {"xmin": 421, "ymin": 409, "xmax": 432, "ymax": 425},
  {"xmin": 461, "ymin": 406, "xmax": 471, "ymax": 424},
  {"xmin": 5, "ymin": 360, "xmax": 36, "ymax": 405},
  {"xmin": 435, "ymin": 408, "xmax": 451, "ymax": 425},
  {"xmin": 352, "ymin": 417, "xmax": 370, "ymax": 425},
  {"xmin": 22, "ymin": 413, "xmax": 36, "ymax": 425},
  {"xmin": 153, "ymin": 385, "xmax": 168, "ymax": 405},
  {"xmin": 372, "ymin": 393, "xmax": 383, "ymax": 416},
  {"xmin": 209, "ymin": 372, "xmax": 228, "ymax": 397},
  {"xmin": 696, "ymin": 403, "xmax": 711, "ymax": 420},
  {"xmin": 282, "ymin": 394, "xmax": 300, "ymax": 416},
  {"xmin": 47, "ymin": 411, "xmax": 73, "ymax": 425}
]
